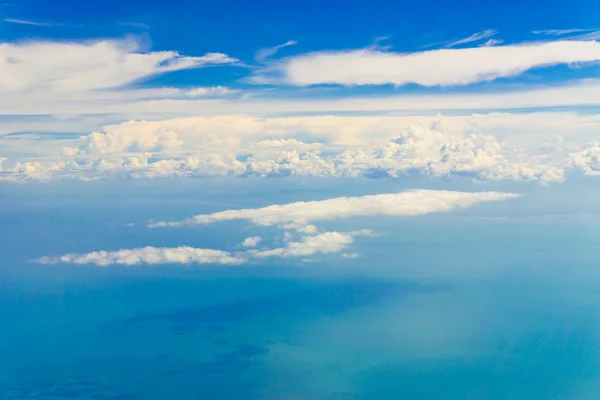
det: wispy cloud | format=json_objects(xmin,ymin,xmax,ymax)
[
  {"xmin": 445, "ymin": 29, "xmax": 498, "ymax": 48},
  {"xmin": 2, "ymin": 17, "xmax": 53, "ymax": 26},
  {"xmin": 532, "ymin": 28, "xmax": 600, "ymax": 41},
  {"xmin": 255, "ymin": 40, "xmax": 297, "ymax": 63},
  {"xmin": 532, "ymin": 28, "xmax": 597, "ymax": 36}
]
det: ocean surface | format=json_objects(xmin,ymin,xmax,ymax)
[{"xmin": 2, "ymin": 178, "xmax": 600, "ymax": 399}]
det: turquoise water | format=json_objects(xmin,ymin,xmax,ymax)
[{"xmin": 2, "ymin": 179, "xmax": 600, "ymax": 399}]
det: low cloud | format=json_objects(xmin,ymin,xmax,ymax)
[
  {"xmin": 149, "ymin": 190, "xmax": 520, "ymax": 228},
  {"xmin": 241, "ymin": 236, "xmax": 262, "ymax": 248},
  {"xmin": 34, "ymin": 189, "xmax": 520, "ymax": 267}
]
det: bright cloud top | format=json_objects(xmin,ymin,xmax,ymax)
[
  {"xmin": 35, "ymin": 189, "xmax": 520, "ymax": 267},
  {"xmin": 4, "ymin": 113, "xmax": 586, "ymax": 184},
  {"xmin": 149, "ymin": 190, "xmax": 520, "ymax": 228},
  {"xmin": 254, "ymin": 40, "xmax": 600, "ymax": 86}
]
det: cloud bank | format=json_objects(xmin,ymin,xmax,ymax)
[{"xmin": 34, "ymin": 189, "xmax": 520, "ymax": 267}]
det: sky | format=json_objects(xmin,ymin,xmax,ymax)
[{"xmin": 2, "ymin": 0, "xmax": 600, "ymax": 398}]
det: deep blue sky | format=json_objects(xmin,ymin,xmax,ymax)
[{"xmin": 3, "ymin": 0, "xmax": 599, "ymax": 57}]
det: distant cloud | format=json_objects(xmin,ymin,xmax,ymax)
[
  {"xmin": 0, "ymin": 114, "xmax": 581, "ymax": 184},
  {"xmin": 249, "ymin": 230, "xmax": 374, "ymax": 258},
  {"xmin": 241, "ymin": 236, "xmax": 262, "ymax": 248},
  {"xmin": 35, "ymin": 246, "xmax": 245, "ymax": 266},
  {"xmin": 149, "ymin": 190, "xmax": 521, "ymax": 228},
  {"xmin": 255, "ymin": 40, "xmax": 297, "ymax": 63},
  {"xmin": 566, "ymin": 142, "xmax": 600, "ymax": 175},
  {"xmin": 445, "ymin": 29, "xmax": 498, "ymax": 48},
  {"xmin": 532, "ymin": 28, "xmax": 600, "ymax": 41},
  {"xmin": 2, "ymin": 17, "xmax": 53, "ymax": 26},
  {"xmin": 251, "ymin": 40, "xmax": 600, "ymax": 87},
  {"xmin": 532, "ymin": 28, "xmax": 596, "ymax": 36},
  {"xmin": 34, "ymin": 189, "xmax": 520, "ymax": 267},
  {"xmin": 480, "ymin": 38, "xmax": 503, "ymax": 47}
]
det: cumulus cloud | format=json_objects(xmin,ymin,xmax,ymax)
[
  {"xmin": 241, "ymin": 236, "xmax": 262, "ymax": 248},
  {"xmin": 33, "ymin": 189, "xmax": 520, "ymax": 267},
  {"xmin": 2, "ymin": 114, "xmax": 579, "ymax": 183},
  {"xmin": 250, "ymin": 230, "xmax": 373, "ymax": 258},
  {"xmin": 35, "ymin": 246, "xmax": 245, "ymax": 266},
  {"xmin": 149, "ymin": 190, "xmax": 520, "ymax": 228},
  {"xmin": 252, "ymin": 40, "xmax": 600, "ymax": 86},
  {"xmin": 566, "ymin": 142, "xmax": 600, "ymax": 175},
  {"xmin": 33, "ymin": 231, "xmax": 366, "ymax": 266}
]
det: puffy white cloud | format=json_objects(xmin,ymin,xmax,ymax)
[
  {"xmin": 2, "ymin": 113, "xmax": 580, "ymax": 183},
  {"xmin": 241, "ymin": 236, "xmax": 262, "ymax": 248},
  {"xmin": 566, "ymin": 142, "xmax": 600, "ymax": 175},
  {"xmin": 35, "ymin": 246, "xmax": 245, "ymax": 266},
  {"xmin": 149, "ymin": 190, "xmax": 520, "ymax": 228},
  {"xmin": 250, "ymin": 230, "xmax": 373, "ymax": 258},
  {"xmin": 253, "ymin": 40, "xmax": 600, "ymax": 86},
  {"xmin": 74, "ymin": 126, "xmax": 183, "ymax": 155}
]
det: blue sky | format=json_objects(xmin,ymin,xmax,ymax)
[{"xmin": 3, "ymin": 2, "xmax": 600, "ymax": 398}]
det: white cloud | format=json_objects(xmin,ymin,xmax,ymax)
[
  {"xmin": 33, "ymin": 189, "xmax": 520, "ymax": 267},
  {"xmin": 4, "ymin": 112, "xmax": 590, "ymax": 183},
  {"xmin": 342, "ymin": 253, "xmax": 360, "ymax": 259},
  {"xmin": 532, "ymin": 28, "xmax": 597, "ymax": 36},
  {"xmin": 252, "ymin": 40, "xmax": 600, "ymax": 87},
  {"xmin": 70, "ymin": 124, "xmax": 183, "ymax": 155},
  {"xmin": 255, "ymin": 40, "xmax": 297, "ymax": 62},
  {"xmin": 566, "ymin": 142, "xmax": 600, "ymax": 175},
  {"xmin": 250, "ymin": 230, "xmax": 372, "ymax": 258},
  {"xmin": 241, "ymin": 236, "xmax": 262, "ymax": 248},
  {"xmin": 149, "ymin": 190, "xmax": 520, "ymax": 228},
  {"xmin": 3, "ymin": 18, "xmax": 53, "ymax": 26},
  {"xmin": 445, "ymin": 29, "xmax": 498, "ymax": 48},
  {"xmin": 32, "ymin": 231, "xmax": 365, "ymax": 266},
  {"xmin": 0, "ymin": 38, "xmax": 236, "ymax": 95},
  {"xmin": 35, "ymin": 246, "xmax": 245, "ymax": 266},
  {"xmin": 481, "ymin": 39, "xmax": 504, "ymax": 47}
]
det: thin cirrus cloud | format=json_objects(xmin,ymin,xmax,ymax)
[
  {"xmin": 2, "ymin": 18, "xmax": 54, "ymax": 26},
  {"xmin": 34, "ymin": 189, "xmax": 520, "ymax": 266},
  {"xmin": 444, "ymin": 29, "xmax": 498, "ymax": 48},
  {"xmin": 252, "ymin": 40, "xmax": 600, "ymax": 87},
  {"xmin": 149, "ymin": 190, "xmax": 521, "ymax": 228}
]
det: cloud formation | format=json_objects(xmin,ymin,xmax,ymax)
[
  {"xmin": 566, "ymin": 142, "xmax": 600, "ymax": 175},
  {"xmin": 149, "ymin": 190, "xmax": 520, "ymax": 228},
  {"xmin": 35, "ymin": 189, "xmax": 520, "ymax": 267},
  {"xmin": 2, "ymin": 114, "xmax": 581, "ymax": 184},
  {"xmin": 0, "ymin": 38, "xmax": 237, "ymax": 94},
  {"xmin": 241, "ymin": 236, "xmax": 262, "ymax": 248},
  {"xmin": 36, "ymin": 246, "xmax": 245, "ymax": 266},
  {"xmin": 253, "ymin": 40, "xmax": 600, "ymax": 86},
  {"xmin": 445, "ymin": 29, "xmax": 498, "ymax": 48}
]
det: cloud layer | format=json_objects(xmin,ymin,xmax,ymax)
[
  {"xmin": 4, "ymin": 112, "xmax": 593, "ymax": 184},
  {"xmin": 34, "ymin": 189, "xmax": 520, "ymax": 267}
]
